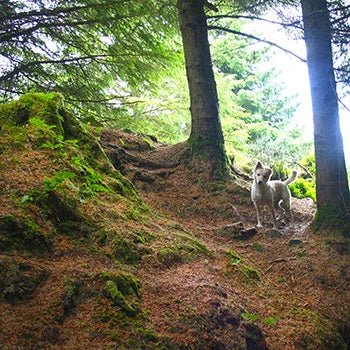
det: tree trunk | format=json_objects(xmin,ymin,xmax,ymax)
[
  {"xmin": 177, "ymin": 0, "xmax": 229, "ymax": 179},
  {"xmin": 301, "ymin": 0, "xmax": 350, "ymax": 226}
]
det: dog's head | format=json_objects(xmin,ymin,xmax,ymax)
[{"xmin": 253, "ymin": 161, "xmax": 272, "ymax": 185}]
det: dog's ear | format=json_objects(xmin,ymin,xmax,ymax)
[{"xmin": 255, "ymin": 161, "xmax": 263, "ymax": 170}]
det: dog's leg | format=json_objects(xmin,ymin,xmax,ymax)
[
  {"xmin": 255, "ymin": 203, "xmax": 263, "ymax": 228},
  {"xmin": 277, "ymin": 200, "xmax": 285, "ymax": 220},
  {"xmin": 269, "ymin": 205, "xmax": 277, "ymax": 229},
  {"xmin": 285, "ymin": 201, "xmax": 293, "ymax": 221},
  {"xmin": 280, "ymin": 198, "xmax": 293, "ymax": 222}
]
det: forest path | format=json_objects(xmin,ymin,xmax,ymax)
[{"xmin": 100, "ymin": 129, "xmax": 350, "ymax": 349}]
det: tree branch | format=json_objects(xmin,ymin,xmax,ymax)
[
  {"xmin": 207, "ymin": 25, "xmax": 306, "ymax": 62},
  {"xmin": 0, "ymin": 19, "xmax": 102, "ymax": 43},
  {"xmin": 5, "ymin": 4, "xmax": 103, "ymax": 21},
  {"xmin": 0, "ymin": 55, "xmax": 110, "ymax": 82},
  {"xmin": 207, "ymin": 14, "xmax": 303, "ymax": 29}
]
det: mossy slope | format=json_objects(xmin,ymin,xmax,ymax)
[
  {"xmin": 0, "ymin": 93, "xmax": 210, "ymax": 350},
  {"xmin": 0, "ymin": 92, "xmax": 143, "ymax": 253}
]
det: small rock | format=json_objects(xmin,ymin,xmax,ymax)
[
  {"xmin": 239, "ymin": 227, "xmax": 257, "ymax": 240},
  {"xmin": 219, "ymin": 223, "xmax": 257, "ymax": 240},
  {"xmin": 220, "ymin": 222, "xmax": 244, "ymax": 234},
  {"xmin": 265, "ymin": 229, "xmax": 282, "ymax": 239},
  {"xmin": 288, "ymin": 238, "xmax": 304, "ymax": 246}
]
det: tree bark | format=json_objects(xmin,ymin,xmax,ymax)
[
  {"xmin": 177, "ymin": 0, "xmax": 229, "ymax": 179},
  {"xmin": 301, "ymin": 0, "xmax": 350, "ymax": 225}
]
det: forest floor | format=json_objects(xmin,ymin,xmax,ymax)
[
  {"xmin": 101, "ymin": 129, "xmax": 350, "ymax": 350},
  {"xmin": 1, "ymin": 125, "xmax": 350, "ymax": 350}
]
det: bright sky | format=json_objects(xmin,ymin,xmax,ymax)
[{"xmin": 248, "ymin": 18, "xmax": 350, "ymax": 166}]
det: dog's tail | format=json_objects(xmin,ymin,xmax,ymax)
[{"xmin": 284, "ymin": 170, "xmax": 298, "ymax": 186}]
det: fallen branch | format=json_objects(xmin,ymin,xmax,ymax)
[
  {"xmin": 266, "ymin": 258, "xmax": 287, "ymax": 272},
  {"xmin": 230, "ymin": 164, "xmax": 253, "ymax": 181},
  {"xmin": 288, "ymin": 161, "xmax": 313, "ymax": 178}
]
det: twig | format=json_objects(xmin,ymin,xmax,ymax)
[
  {"xmin": 266, "ymin": 258, "xmax": 287, "ymax": 272},
  {"xmin": 288, "ymin": 161, "xmax": 313, "ymax": 178}
]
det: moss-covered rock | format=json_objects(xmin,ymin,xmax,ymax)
[
  {"xmin": 112, "ymin": 236, "xmax": 151, "ymax": 264},
  {"xmin": 0, "ymin": 92, "xmax": 64, "ymax": 129},
  {"xmin": 35, "ymin": 190, "xmax": 91, "ymax": 237},
  {"xmin": 60, "ymin": 277, "xmax": 83, "ymax": 319},
  {"xmin": 0, "ymin": 214, "xmax": 52, "ymax": 254},
  {"xmin": 101, "ymin": 271, "xmax": 141, "ymax": 317},
  {"xmin": 1, "ymin": 93, "xmax": 140, "ymax": 202}
]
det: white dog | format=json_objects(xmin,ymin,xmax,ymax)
[{"xmin": 251, "ymin": 161, "xmax": 297, "ymax": 229}]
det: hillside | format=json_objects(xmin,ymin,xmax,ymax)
[{"xmin": 0, "ymin": 93, "xmax": 349, "ymax": 350}]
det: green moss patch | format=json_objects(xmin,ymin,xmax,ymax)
[
  {"xmin": 101, "ymin": 271, "xmax": 141, "ymax": 317},
  {"xmin": 291, "ymin": 307, "xmax": 349, "ymax": 350},
  {"xmin": 242, "ymin": 265, "xmax": 260, "ymax": 281},
  {"xmin": 0, "ymin": 92, "xmax": 140, "ymax": 203},
  {"xmin": 0, "ymin": 214, "xmax": 52, "ymax": 254},
  {"xmin": 289, "ymin": 178, "xmax": 316, "ymax": 201},
  {"xmin": 227, "ymin": 250, "xmax": 261, "ymax": 282},
  {"xmin": 229, "ymin": 250, "xmax": 242, "ymax": 266},
  {"xmin": 157, "ymin": 232, "xmax": 208, "ymax": 268},
  {"xmin": 60, "ymin": 277, "xmax": 84, "ymax": 320},
  {"xmin": 34, "ymin": 190, "xmax": 91, "ymax": 237},
  {"xmin": 314, "ymin": 204, "xmax": 350, "ymax": 233}
]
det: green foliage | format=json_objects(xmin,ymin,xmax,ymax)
[
  {"xmin": 242, "ymin": 264, "xmax": 260, "ymax": 281},
  {"xmin": 1, "ymin": 1, "xmax": 179, "ymax": 120},
  {"xmin": 300, "ymin": 153, "xmax": 316, "ymax": 177},
  {"xmin": 43, "ymin": 171, "xmax": 77, "ymax": 192},
  {"xmin": 2, "ymin": 93, "xmax": 140, "ymax": 203},
  {"xmin": 289, "ymin": 178, "xmax": 316, "ymax": 201},
  {"xmin": 209, "ymin": 23, "xmax": 311, "ymax": 165},
  {"xmin": 108, "ymin": 16, "xmax": 309, "ymax": 164},
  {"xmin": 241, "ymin": 311, "xmax": 259, "ymax": 322},
  {"xmin": 28, "ymin": 116, "xmax": 62, "ymax": 150},
  {"xmin": 229, "ymin": 250, "xmax": 242, "ymax": 266},
  {"xmin": 248, "ymin": 132, "xmax": 312, "ymax": 170},
  {"xmin": 69, "ymin": 156, "xmax": 111, "ymax": 197}
]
